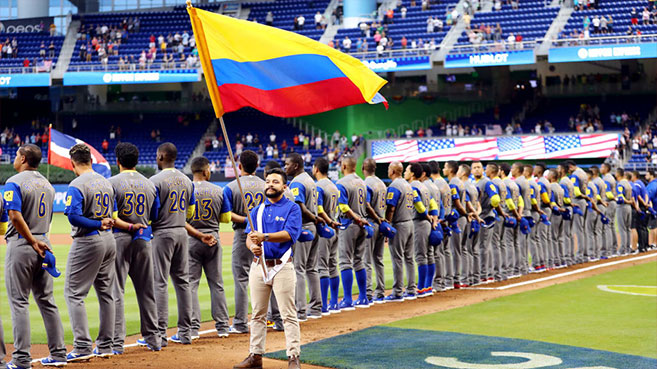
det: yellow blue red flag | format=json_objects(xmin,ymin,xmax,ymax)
[{"xmin": 187, "ymin": 4, "xmax": 388, "ymax": 118}]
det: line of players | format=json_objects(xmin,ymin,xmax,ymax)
[{"xmin": 0, "ymin": 141, "xmax": 653, "ymax": 368}]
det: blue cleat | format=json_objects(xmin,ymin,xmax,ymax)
[
  {"xmin": 136, "ymin": 338, "xmax": 147, "ymax": 346},
  {"xmin": 66, "ymin": 351, "xmax": 93, "ymax": 362},
  {"xmin": 328, "ymin": 302, "xmax": 341, "ymax": 313},
  {"xmin": 338, "ymin": 299, "xmax": 355, "ymax": 311},
  {"xmin": 228, "ymin": 325, "xmax": 248, "ymax": 334},
  {"xmin": 321, "ymin": 306, "xmax": 330, "ymax": 316},
  {"xmin": 373, "ymin": 296, "xmax": 385, "ymax": 304},
  {"xmin": 354, "ymin": 297, "xmax": 370, "ymax": 308},
  {"xmin": 169, "ymin": 334, "xmax": 190, "ymax": 344},
  {"xmin": 93, "ymin": 347, "xmax": 113, "ymax": 358},
  {"xmin": 40, "ymin": 356, "xmax": 68, "ymax": 366},
  {"xmin": 384, "ymin": 294, "xmax": 404, "ymax": 303},
  {"xmin": 6, "ymin": 362, "xmax": 30, "ymax": 369},
  {"xmin": 403, "ymin": 292, "xmax": 417, "ymax": 300}
]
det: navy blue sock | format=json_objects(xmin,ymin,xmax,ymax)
[
  {"xmin": 320, "ymin": 277, "xmax": 329, "ymax": 311},
  {"xmin": 426, "ymin": 263, "xmax": 436, "ymax": 290},
  {"xmin": 340, "ymin": 269, "xmax": 353, "ymax": 302},
  {"xmin": 355, "ymin": 268, "xmax": 368, "ymax": 300},
  {"xmin": 417, "ymin": 264, "xmax": 427, "ymax": 291},
  {"xmin": 329, "ymin": 276, "xmax": 340, "ymax": 305}
]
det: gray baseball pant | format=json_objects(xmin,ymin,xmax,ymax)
[
  {"xmin": 461, "ymin": 222, "xmax": 478, "ymax": 284},
  {"xmin": 572, "ymin": 199, "xmax": 587, "ymax": 263},
  {"xmin": 492, "ymin": 220, "xmax": 506, "ymax": 280},
  {"xmin": 152, "ymin": 227, "xmax": 192, "ymax": 345},
  {"xmin": 65, "ymin": 231, "xmax": 116, "ymax": 354},
  {"xmin": 450, "ymin": 217, "xmax": 468, "ymax": 284},
  {"xmin": 603, "ymin": 201, "xmax": 618, "ymax": 256},
  {"xmin": 113, "ymin": 233, "xmax": 160, "ymax": 352},
  {"xmin": 504, "ymin": 225, "xmax": 518, "ymax": 276},
  {"xmin": 231, "ymin": 230, "xmax": 253, "ymax": 332},
  {"xmin": 583, "ymin": 208, "xmax": 598, "ymax": 261},
  {"xmin": 478, "ymin": 224, "xmax": 494, "ymax": 280},
  {"xmin": 538, "ymin": 209, "xmax": 551, "ymax": 267},
  {"xmin": 294, "ymin": 223, "xmax": 321, "ymax": 318},
  {"xmin": 562, "ymin": 215, "xmax": 574, "ymax": 266},
  {"xmin": 617, "ymin": 204, "xmax": 632, "ymax": 255},
  {"xmin": 433, "ymin": 236, "xmax": 447, "ymax": 290},
  {"xmin": 318, "ymin": 232, "xmax": 339, "ymax": 279},
  {"xmin": 364, "ymin": 223, "xmax": 386, "ymax": 300},
  {"xmin": 6, "ymin": 236, "xmax": 66, "ymax": 367},
  {"xmin": 549, "ymin": 213, "xmax": 564, "ymax": 267},
  {"xmin": 389, "ymin": 220, "xmax": 414, "ymax": 296},
  {"xmin": 189, "ymin": 233, "xmax": 229, "ymax": 336}
]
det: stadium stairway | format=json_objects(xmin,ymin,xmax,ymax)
[
  {"xmin": 537, "ymin": 5, "xmax": 574, "ymax": 56},
  {"xmin": 434, "ymin": 0, "xmax": 473, "ymax": 62},
  {"xmin": 184, "ymin": 118, "xmax": 219, "ymax": 173},
  {"xmin": 52, "ymin": 20, "xmax": 80, "ymax": 80}
]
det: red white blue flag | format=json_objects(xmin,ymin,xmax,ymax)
[{"xmin": 48, "ymin": 127, "xmax": 111, "ymax": 178}]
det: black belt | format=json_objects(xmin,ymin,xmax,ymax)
[{"xmin": 254, "ymin": 257, "xmax": 293, "ymax": 267}]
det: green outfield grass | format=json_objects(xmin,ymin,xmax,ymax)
[
  {"xmin": 386, "ymin": 261, "xmax": 657, "ymax": 358},
  {"xmin": 1, "ymin": 213, "xmax": 397, "ymax": 344}
]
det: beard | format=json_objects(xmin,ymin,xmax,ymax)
[{"xmin": 265, "ymin": 188, "xmax": 284, "ymax": 198}]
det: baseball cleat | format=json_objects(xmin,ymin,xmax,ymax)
[
  {"xmin": 373, "ymin": 296, "xmax": 385, "ymax": 304},
  {"xmin": 384, "ymin": 294, "xmax": 404, "ymax": 302},
  {"xmin": 66, "ymin": 351, "xmax": 93, "ymax": 362},
  {"xmin": 328, "ymin": 302, "xmax": 341, "ymax": 313},
  {"xmin": 229, "ymin": 325, "xmax": 248, "ymax": 334},
  {"xmin": 338, "ymin": 299, "xmax": 355, "ymax": 311},
  {"xmin": 40, "ymin": 356, "xmax": 68, "ymax": 366},
  {"xmin": 92, "ymin": 347, "xmax": 113, "ymax": 358},
  {"xmin": 169, "ymin": 334, "xmax": 190, "ymax": 344},
  {"xmin": 217, "ymin": 331, "xmax": 229, "ymax": 338},
  {"xmin": 6, "ymin": 361, "xmax": 30, "ymax": 369},
  {"xmin": 266, "ymin": 320, "xmax": 275, "ymax": 328},
  {"xmin": 354, "ymin": 297, "xmax": 370, "ymax": 308},
  {"xmin": 136, "ymin": 338, "xmax": 148, "ymax": 346},
  {"xmin": 307, "ymin": 314, "xmax": 322, "ymax": 319},
  {"xmin": 297, "ymin": 315, "xmax": 308, "ymax": 322},
  {"xmin": 403, "ymin": 292, "xmax": 417, "ymax": 300},
  {"xmin": 417, "ymin": 289, "xmax": 427, "ymax": 298},
  {"xmin": 112, "ymin": 350, "xmax": 123, "ymax": 355},
  {"xmin": 273, "ymin": 322, "xmax": 285, "ymax": 331},
  {"xmin": 321, "ymin": 307, "xmax": 331, "ymax": 316}
]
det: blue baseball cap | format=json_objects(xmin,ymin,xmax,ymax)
[
  {"xmin": 429, "ymin": 227, "xmax": 444, "ymax": 246},
  {"xmin": 441, "ymin": 223, "xmax": 452, "ymax": 237},
  {"xmin": 600, "ymin": 214, "xmax": 610, "ymax": 224},
  {"xmin": 338, "ymin": 218, "xmax": 353, "ymax": 230},
  {"xmin": 42, "ymin": 250, "xmax": 61, "ymax": 278},
  {"xmin": 572, "ymin": 206, "xmax": 584, "ymax": 216},
  {"xmin": 561, "ymin": 208, "xmax": 572, "ymax": 220},
  {"xmin": 540, "ymin": 213, "xmax": 551, "ymax": 226},
  {"xmin": 445, "ymin": 209, "xmax": 459, "ymax": 223},
  {"xmin": 379, "ymin": 221, "xmax": 397, "ymax": 239},
  {"xmin": 317, "ymin": 223, "xmax": 335, "ymax": 238},
  {"xmin": 449, "ymin": 221, "xmax": 462, "ymax": 234},
  {"xmin": 132, "ymin": 226, "xmax": 153, "ymax": 242},
  {"xmin": 519, "ymin": 217, "xmax": 531, "ymax": 235},
  {"xmin": 482, "ymin": 216, "xmax": 497, "ymax": 229},
  {"xmin": 504, "ymin": 216, "xmax": 517, "ymax": 228},
  {"xmin": 364, "ymin": 224, "xmax": 374, "ymax": 239},
  {"xmin": 525, "ymin": 216, "xmax": 535, "ymax": 228},
  {"xmin": 298, "ymin": 229, "xmax": 315, "ymax": 242}
]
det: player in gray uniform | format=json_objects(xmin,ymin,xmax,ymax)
[
  {"xmin": 64, "ymin": 143, "xmax": 117, "ymax": 360},
  {"xmin": 226, "ymin": 151, "xmax": 265, "ymax": 334},
  {"xmin": 590, "ymin": 167, "xmax": 609, "ymax": 260},
  {"xmin": 600, "ymin": 163, "xmax": 618, "ymax": 257},
  {"xmin": 336, "ymin": 157, "xmax": 371, "ymax": 308},
  {"xmin": 547, "ymin": 170, "xmax": 566, "ymax": 268},
  {"xmin": 472, "ymin": 161, "xmax": 505, "ymax": 284},
  {"xmin": 286, "ymin": 153, "xmax": 322, "ymax": 320},
  {"xmin": 421, "ymin": 163, "xmax": 442, "ymax": 294},
  {"xmin": 362, "ymin": 158, "xmax": 387, "ymax": 303},
  {"xmin": 150, "ymin": 142, "xmax": 209, "ymax": 345},
  {"xmin": 458, "ymin": 164, "xmax": 481, "ymax": 286},
  {"xmin": 566, "ymin": 160, "xmax": 590, "ymax": 264},
  {"xmin": 511, "ymin": 163, "xmax": 532, "ymax": 275},
  {"xmin": 444, "ymin": 161, "xmax": 471, "ymax": 288},
  {"xmin": 500, "ymin": 163, "xmax": 522, "ymax": 277},
  {"xmin": 4, "ymin": 144, "xmax": 67, "ymax": 367},
  {"xmin": 429, "ymin": 161, "xmax": 453, "ymax": 291},
  {"xmin": 188, "ymin": 157, "xmax": 232, "ymax": 338},
  {"xmin": 313, "ymin": 158, "xmax": 342, "ymax": 313},
  {"xmin": 558, "ymin": 163, "xmax": 576, "ymax": 266},
  {"xmin": 488, "ymin": 163, "xmax": 513, "ymax": 281},
  {"xmin": 407, "ymin": 163, "xmax": 437, "ymax": 296},
  {"xmin": 616, "ymin": 169, "xmax": 635, "ymax": 255},
  {"xmin": 533, "ymin": 164, "xmax": 552, "ymax": 270},
  {"xmin": 109, "ymin": 143, "xmax": 161, "ymax": 353}
]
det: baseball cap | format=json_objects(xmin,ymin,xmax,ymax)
[
  {"xmin": 317, "ymin": 223, "xmax": 335, "ymax": 238},
  {"xmin": 469, "ymin": 219, "xmax": 480, "ymax": 237},
  {"xmin": 364, "ymin": 224, "xmax": 374, "ymax": 239},
  {"xmin": 504, "ymin": 216, "xmax": 517, "ymax": 228},
  {"xmin": 540, "ymin": 213, "xmax": 551, "ymax": 226},
  {"xmin": 561, "ymin": 208, "xmax": 572, "ymax": 220},
  {"xmin": 572, "ymin": 206, "xmax": 584, "ymax": 216},
  {"xmin": 298, "ymin": 229, "xmax": 315, "ymax": 242},
  {"xmin": 379, "ymin": 221, "xmax": 397, "ymax": 239},
  {"xmin": 429, "ymin": 226, "xmax": 444, "ymax": 246},
  {"xmin": 525, "ymin": 216, "xmax": 535, "ymax": 228},
  {"xmin": 600, "ymin": 214, "xmax": 610, "ymax": 224},
  {"xmin": 42, "ymin": 250, "xmax": 61, "ymax": 278},
  {"xmin": 519, "ymin": 217, "xmax": 531, "ymax": 235}
]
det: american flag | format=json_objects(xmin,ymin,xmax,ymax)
[
  {"xmin": 497, "ymin": 136, "xmax": 545, "ymax": 160},
  {"xmin": 370, "ymin": 133, "xmax": 619, "ymax": 162}
]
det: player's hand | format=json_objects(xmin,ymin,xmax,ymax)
[
  {"xmin": 355, "ymin": 217, "xmax": 367, "ymax": 227},
  {"xmin": 200, "ymin": 233, "xmax": 217, "ymax": 247},
  {"xmin": 314, "ymin": 217, "xmax": 325, "ymax": 226},
  {"xmin": 601, "ymin": 201, "xmax": 608, "ymax": 207},
  {"xmin": 132, "ymin": 223, "xmax": 147, "ymax": 231},
  {"xmin": 374, "ymin": 216, "xmax": 383, "ymax": 225},
  {"xmin": 100, "ymin": 218, "xmax": 114, "ymax": 230},
  {"xmin": 249, "ymin": 231, "xmax": 265, "ymax": 245},
  {"xmin": 330, "ymin": 220, "xmax": 340, "ymax": 229},
  {"xmin": 250, "ymin": 244, "xmax": 263, "ymax": 257},
  {"xmin": 31, "ymin": 240, "xmax": 51, "ymax": 258}
]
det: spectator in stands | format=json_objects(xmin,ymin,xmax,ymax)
[
  {"xmin": 642, "ymin": 7, "xmax": 650, "ymax": 25},
  {"xmin": 269, "ymin": 132, "xmax": 276, "ymax": 144},
  {"xmin": 266, "ymin": 144, "xmax": 274, "ymax": 158},
  {"xmin": 385, "ymin": 8, "xmax": 394, "ymax": 24},
  {"xmin": 101, "ymin": 139, "xmax": 109, "ymax": 154},
  {"xmin": 427, "ymin": 17, "xmax": 435, "ymax": 33},
  {"xmin": 246, "ymin": 132, "xmax": 253, "ymax": 147},
  {"xmin": 360, "ymin": 22, "xmax": 370, "ymax": 37},
  {"xmin": 422, "ymin": 0, "xmax": 429, "ymax": 11},
  {"xmin": 50, "ymin": 22, "xmax": 56, "ymax": 36},
  {"xmin": 235, "ymin": 140, "xmax": 244, "ymax": 156},
  {"xmin": 515, "ymin": 33, "xmax": 523, "ymax": 49},
  {"xmin": 494, "ymin": 23, "xmax": 502, "ymax": 41},
  {"xmin": 23, "ymin": 58, "xmax": 30, "ymax": 69},
  {"xmin": 281, "ymin": 139, "xmax": 288, "ymax": 152},
  {"xmin": 342, "ymin": 37, "xmax": 352, "ymax": 52},
  {"xmin": 631, "ymin": 8, "xmax": 639, "ymax": 26},
  {"xmin": 182, "ymin": 31, "xmax": 190, "ymax": 47},
  {"xmin": 494, "ymin": 0, "xmax": 502, "ymax": 11},
  {"xmin": 118, "ymin": 56, "xmax": 126, "ymax": 70},
  {"xmin": 376, "ymin": 42, "xmax": 384, "ymax": 57},
  {"xmin": 303, "ymin": 135, "xmax": 310, "ymax": 150},
  {"xmin": 304, "ymin": 151, "xmax": 312, "ymax": 165},
  {"xmin": 401, "ymin": 36, "xmax": 408, "ymax": 49},
  {"xmin": 298, "ymin": 15, "xmax": 305, "ymax": 29},
  {"xmin": 212, "ymin": 137, "xmax": 220, "ymax": 151},
  {"xmin": 315, "ymin": 135, "xmax": 323, "ymax": 150},
  {"xmin": 600, "ymin": 15, "xmax": 608, "ymax": 33},
  {"xmin": 273, "ymin": 145, "xmax": 279, "ymax": 159},
  {"xmin": 266, "ymin": 11, "xmax": 274, "ymax": 26},
  {"xmin": 506, "ymin": 33, "xmax": 515, "ymax": 49},
  {"xmin": 463, "ymin": 13, "xmax": 471, "ymax": 28},
  {"xmin": 40, "ymin": 42, "xmax": 46, "ymax": 58},
  {"xmin": 401, "ymin": 5, "xmax": 407, "ymax": 19},
  {"xmin": 592, "ymin": 15, "xmax": 600, "ymax": 33}
]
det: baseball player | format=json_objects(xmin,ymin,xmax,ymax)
[
  {"xmin": 64, "ymin": 143, "xmax": 117, "ymax": 360},
  {"xmin": 590, "ymin": 166, "xmax": 609, "ymax": 260},
  {"xmin": 406, "ymin": 163, "xmax": 437, "ymax": 296},
  {"xmin": 150, "ymin": 142, "xmax": 213, "ymax": 345},
  {"xmin": 565, "ymin": 160, "xmax": 591, "ymax": 264},
  {"xmin": 511, "ymin": 163, "xmax": 531, "ymax": 275},
  {"xmin": 362, "ymin": 158, "xmax": 387, "ymax": 303},
  {"xmin": 187, "ymin": 156, "xmax": 232, "ymax": 338},
  {"xmin": 558, "ymin": 163, "xmax": 576, "ymax": 266},
  {"xmin": 285, "ymin": 153, "xmax": 322, "ymax": 320},
  {"xmin": 109, "ymin": 142, "xmax": 161, "ymax": 353},
  {"xmin": 336, "ymin": 156, "xmax": 371, "ymax": 308},
  {"xmin": 472, "ymin": 161, "xmax": 504, "ymax": 284},
  {"xmin": 226, "ymin": 150, "xmax": 265, "ymax": 334},
  {"xmin": 600, "ymin": 163, "xmax": 618, "ymax": 257},
  {"xmin": 443, "ymin": 161, "xmax": 471, "ymax": 288},
  {"xmin": 631, "ymin": 171, "xmax": 649, "ymax": 253},
  {"xmin": 4, "ymin": 144, "xmax": 67, "ymax": 367},
  {"xmin": 0, "ymin": 186, "xmax": 6, "ymax": 368},
  {"xmin": 585, "ymin": 169, "xmax": 605, "ymax": 261},
  {"xmin": 520, "ymin": 164, "xmax": 546, "ymax": 272},
  {"xmin": 385, "ymin": 161, "xmax": 417, "ymax": 300},
  {"xmin": 487, "ymin": 163, "xmax": 511, "ymax": 281},
  {"xmin": 313, "ymin": 158, "xmax": 342, "ymax": 313},
  {"xmin": 499, "ymin": 163, "xmax": 522, "ymax": 277},
  {"xmin": 644, "ymin": 170, "xmax": 657, "ymax": 250},
  {"xmin": 458, "ymin": 164, "xmax": 481, "ymax": 286},
  {"xmin": 429, "ymin": 161, "xmax": 453, "ymax": 291},
  {"xmin": 616, "ymin": 169, "xmax": 635, "ymax": 255},
  {"xmin": 533, "ymin": 163, "xmax": 552, "ymax": 270},
  {"xmin": 421, "ymin": 162, "xmax": 442, "ymax": 294},
  {"xmin": 547, "ymin": 170, "xmax": 567, "ymax": 269}
]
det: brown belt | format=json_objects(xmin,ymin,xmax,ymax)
[{"xmin": 254, "ymin": 257, "xmax": 293, "ymax": 267}]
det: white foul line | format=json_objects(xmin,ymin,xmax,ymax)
[
  {"xmin": 469, "ymin": 253, "xmax": 657, "ymax": 291},
  {"xmin": 597, "ymin": 284, "xmax": 657, "ymax": 297}
]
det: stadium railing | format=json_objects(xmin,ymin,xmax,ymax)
[
  {"xmin": 446, "ymin": 39, "xmax": 542, "ymax": 54},
  {"xmin": 65, "ymin": 61, "xmax": 200, "ymax": 73},
  {"xmin": 0, "ymin": 65, "xmax": 53, "ymax": 74},
  {"xmin": 550, "ymin": 34, "xmax": 657, "ymax": 47},
  {"xmin": 348, "ymin": 46, "xmax": 435, "ymax": 60}
]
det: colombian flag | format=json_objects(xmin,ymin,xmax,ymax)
[{"xmin": 187, "ymin": 4, "xmax": 388, "ymax": 118}]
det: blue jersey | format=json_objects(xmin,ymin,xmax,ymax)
[
  {"xmin": 245, "ymin": 196, "xmax": 302, "ymax": 259},
  {"xmin": 646, "ymin": 179, "xmax": 657, "ymax": 210}
]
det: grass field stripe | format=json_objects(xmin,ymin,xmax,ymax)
[
  {"xmin": 597, "ymin": 284, "xmax": 657, "ymax": 296},
  {"xmin": 469, "ymin": 253, "xmax": 657, "ymax": 291}
]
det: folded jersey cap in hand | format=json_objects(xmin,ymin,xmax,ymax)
[
  {"xmin": 429, "ymin": 227, "xmax": 444, "ymax": 246},
  {"xmin": 445, "ymin": 209, "xmax": 459, "ymax": 223},
  {"xmin": 317, "ymin": 223, "xmax": 335, "ymax": 238},
  {"xmin": 504, "ymin": 216, "xmax": 517, "ymax": 228},
  {"xmin": 441, "ymin": 223, "xmax": 452, "ymax": 237},
  {"xmin": 600, "ymin": 214, "xmax": 610, "ymax": 224},
  {"xmin": 379, "ymin": 221, "xmax": 397, "ymax": 239},
  {"xmin": 42, "ymin": 250, "xmax": 61, "ymax": 278},
  {"xmin": 470, "ymin": 219, "xmax": 481, "ymax": 236},
  {"xmin": 540, "ymin": 213, "xmax": 551, "ymax": 226},
  {"xmin": 364, "ymin": 224, "xmax": 374, "ymax": 239},
  {"xmin": 519, "ymin": 217, "xmax": 531, "ymax": 235},
  {"xmin": 298, "ymin": 229, "xmax": 315, "ymax": 242},
  {"xmin": 573, "ymin": 206, "xmax": 584, "ymax": 216},
  {"xmin": 449, "ymin": 221, "xmax": 462, "ymax": 234},
  {"xmin": 482, "ymin": 216, "xmax": 497, "ymax": 229},
  {"xmin": 561, "ymin": 208, "xmax": 572, "ymax": 220},
  {"xmin": 526, "ymin": 216, "xmax": 535, "ymax": 228}
]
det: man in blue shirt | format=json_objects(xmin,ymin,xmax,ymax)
[
  {"xmin": 235, "ymin": 168, "xmax": 302, "ymax": 369},
  {"xmin": 631, "ymin": 171, "xmax": 650, "ymax": 252},
  {"xmin": 644, "ymin": 170, "xmax": 657, "ymax": 250}
]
